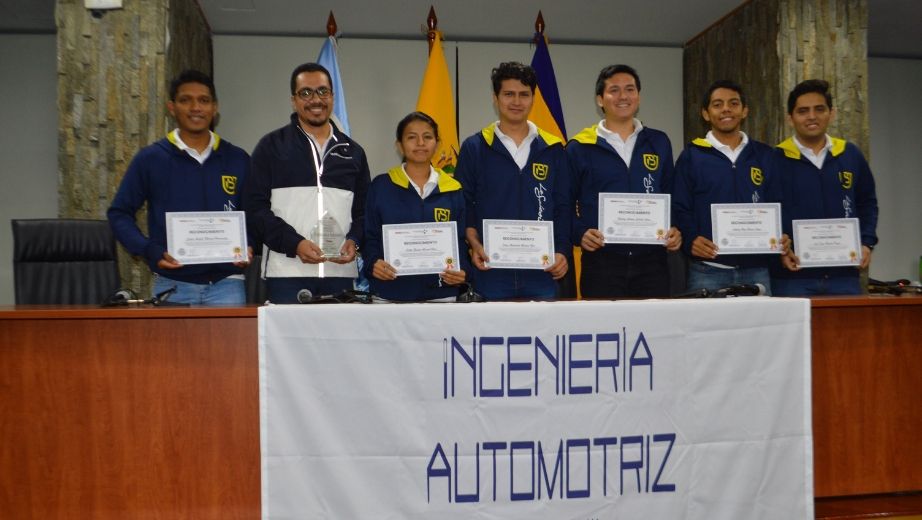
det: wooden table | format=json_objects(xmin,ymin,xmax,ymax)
[
  {"xmin": 1, "ymin": 297, "xmax": 920, "ymax": 518},
  {"xmin": 811, "ymin": 296, "xmax": 922, "ymax": 497},
  {"xmin": 0, "ymin": 306, "xmax": 260, "ymax": 520}
]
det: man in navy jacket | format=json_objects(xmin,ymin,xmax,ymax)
[
  {"xmin": 772, "ymin": 79, "xmax": 878, "ymax": 295},
  {"xmin": 454, "ymin": 62, "xmax": 571, "ymax": 300},
  {"xmin": 568, "ymin": 64, "xmax": 681, "ymax": 298},
  {"xmin": 108, "ymin": 70, "xmax": 251, "ymax": 305},
  {"xmin": 244, "ymin": 63, "xmax": 370, "ymax": 303},
  {"xmin": 673, "ymin": 80, "xmax": 782, "ymax": 294}
]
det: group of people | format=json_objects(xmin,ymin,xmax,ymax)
[{"xmin": 107, "ymin": 60, "xmax": 878, "ymax": 305}]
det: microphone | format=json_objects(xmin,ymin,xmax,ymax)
[
  {"xmin": 149, "ymin": 285, "xmax": 182, "ymax": 306},
  {"xmin": 296, "ymin": 288, "xmax": 374, "ymax": 304},
  {"xmin": 456, "ymin": 283, "xmax": 485, "ymax": 303},
  {"xmin": 713, "ymin": 283, "xmax": 767, "ymax": 298},
  {"xmin": 103, "ymin": 289, "xmax": 145, "ymax": 306},
  {"xmin": 296, "ymin": 288, "xmax": 314, "ymax": 304},
  {"xmin": 676, "ymin": 287, "xmax": 711, "ymax": 299},
  {"xmin": 102, "ymin": 285, "xmax": 184, "ymax": 306}
]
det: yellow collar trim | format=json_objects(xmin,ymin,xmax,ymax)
[
  {"xmin": 481, "ymin": 122, "xmax": 562, "ymax": 147},
  {"xmin": 776, "ymin": 136, "xmax": 847, "ymax": 160},
  {"xmin": 571, "ymin": 126, "xmax": 599, "ymax": 145},
  {"xmin": 386, "ymin": 165, "xmax": 461, "ymax": 193},
  {"xmin": 166, "ymin": 130, "xmax": 221, "ymax": 151},
  {"xmin": 691, "ymin": 137, "xmax": 712, "ymax": 148}
]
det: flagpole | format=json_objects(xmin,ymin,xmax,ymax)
[
  {"xmin": 426, "ymin": 6, "xmax": 437, "ymax": 55},
  {"xmin": 455, "ymin": 45, "xmax": 460, "ymax": 143},
  {"xmin": 326, "ymin": 11, "xmax": 336, "ymax": 37},
  {"xmin": 534, "ymin": 10, "xmax": 545, "ymax": 43}
]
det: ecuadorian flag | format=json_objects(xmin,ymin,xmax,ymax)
[
  {"xmin": 416, "ymin": 31, "xmax": 460, "ymax": 173},
  {"xmin": 529, "ymin": 33, "xmax": 567, "ymax": 141}
]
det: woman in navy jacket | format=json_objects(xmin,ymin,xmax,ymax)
[{"xmin": 362, "ymin": 112, "xmax": 469, "ymax": 301}]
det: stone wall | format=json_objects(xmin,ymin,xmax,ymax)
[
  {"xmin": 683, "ymin": 0, "xmax": 868, "ymax": 154},
  {"xmin": 56, "ymin": 0, "xmax": 211, "ymax": 294}
]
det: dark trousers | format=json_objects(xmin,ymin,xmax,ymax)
[{"xmin": 579, "ymin": 248, "xmax": 669, "ymax": 298}]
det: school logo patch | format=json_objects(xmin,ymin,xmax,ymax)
[
  {"xmin": 532, "ymin": 163, "xmax": 549, "ymax": 181},
  {"xmin": 222, "ymin": 175, "xmax": 237, "ymax": 195},
  {"xmin": 643, "ymin": 154, "xmax": 659, "ymax": 171},
  {"xmin": 434, "ymin": 208, "xmax": 450, "ymax": 222},
  {"xmin": 839, "ymin": 171, "xmax": 853, "ymax": 189},
  {"xmin": 750, "ymin": 167, "xmax": 764, "ymax": 186}
]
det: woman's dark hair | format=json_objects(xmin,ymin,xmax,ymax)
[{"xmin": 395, "ymin": 111, "xmax": 440, "ymax": 142}]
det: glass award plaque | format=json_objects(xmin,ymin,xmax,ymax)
[{"xmin": 310, "ymin": 211, "xmax": 346, "ymax": 259}]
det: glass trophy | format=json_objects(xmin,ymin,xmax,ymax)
[{"xmin": 310, "ymin": 211, "xmax": 346, "ymax": 259}]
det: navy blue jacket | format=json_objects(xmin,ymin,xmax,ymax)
[
  {"xmin": 244, "ymin": 114, "xmax": 370, "ymax": 279},
  {"xmin": 454, "ymin": 123, "xmax": 572, "ymax": 298},
  {"xmin": 568, "ymin": 124, "xmax": 674, "ymax": 255},
  {"xmin": 673, "ymin": 137, "xmax": 780, "ymax": 269},
  {"xmin": 363, "ymin": 166, "xmax": 470, "ymax": 301},
  {"xmin": 773, "ymin": 137, "xmax": 878, "ymax": 280},
  {"xmin": 107, "ymin": 133, "xmax": 250, "ymax": 284}
]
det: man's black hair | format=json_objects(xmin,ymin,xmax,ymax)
[
  {"xmin": 169, "ymin": 69, "xmax": 216, "ymax": 101},
  {"xmin": 787, "ymin": 79, "xmax": 832, "ymax": 114},
  {"xmin": 595, "ymin": 64, "xmax": 641, "ymax": 96},
  {"xmin": 290, "ymin": 62, "xmax": 333, "ymax": 95},
  {"xmin": 701, "ymin": 79, "xmax": 747, "ymax": 111},
  {"xmin": 491, "ymin": 62, "xmax": 537, "ymax": 95}
]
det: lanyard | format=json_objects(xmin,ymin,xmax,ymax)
[{"xmin": 300, "ymin": 125, "xmax": 331, "ymax": 275}]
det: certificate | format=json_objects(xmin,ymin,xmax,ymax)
[
  {"xmin": 165, "ymin": 211, "xmax": 248, "ymax": 265},
  {"xmin": 710, "ymin": 203, "xmax": 782, "ymax": 254},
  {"xmin": 482, "ymin": 219, "xmax": 555, "ymax": 270},
  {"xmin": 793, "ymin": 218, "xmax": 862, "ymax": 267},
  {"xmin": 382, "ymin": 222, "xmax": 460, "ymax": 276},
  {"xmin": 598, "ymin": 192, "xmax": 670, "ymax": 244}
]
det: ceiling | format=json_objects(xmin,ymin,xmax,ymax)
[{"xmin": 2, "ymin": 0, "xmax": 919, "ymax": 59}]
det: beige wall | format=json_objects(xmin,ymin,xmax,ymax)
[
  {"xmin": 212, "ymin": 35, "xmax": 684, "ymax": 174},
  {"xmin": 0, "ymin": 33, "xmax": 919, "ymax": 304}
]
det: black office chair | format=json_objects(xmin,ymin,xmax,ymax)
[
  {"xmin": 12, "ymin": 218, "xmax": 120, "ymax": 304},
  {"xmin": 244, "ymin": 251, "xmax": 268, "ymax": 304}
]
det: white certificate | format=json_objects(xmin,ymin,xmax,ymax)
[
  {"xmin": 793, "ymin": 218, "xmax": 862, "ymax": 268},
  {"xmin": 711, "ymin": 203, "xmax": 782, "ymax": 254},
  {"xmin": 598, "ymin": 192, "xmax": 670, "ymax": 244},
  {"xmin": 166, "ymin": 211, "xmax": 248, "ymax": 265},
  {"xmin": 382, "ymin": 221, "xmax": 460, "ymax": 276},
  {"xmin": 482, "ymin": 219, "xmax": 555, "ymax": 270}
]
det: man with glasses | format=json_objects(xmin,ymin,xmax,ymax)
[
  {"xmin": 245, "ymin": 62, "xmax": 371, "ymax": 303},
  {"xmin": 107, "ymin": 69, "xmax": 252, "ymax": 305}
]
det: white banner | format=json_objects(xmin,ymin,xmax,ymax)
[{"xmin": 259, "ymin": 299, "xmax": 813, "ymax": 519}]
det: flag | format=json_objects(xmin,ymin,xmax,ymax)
[
  {"xmin": 530, "ymin": 31, "xmax": 578, "ymax": 297},
  {"xmin": 529, "ymin": 33, "xmax": 567, "ymax": 141},
  {"xmin": 415, "ymin": 31, "xmax": 459, "ymax": 173},
  {"xmin": 317, "ymin": 35, "xmax": 351, "ymax": 136}
]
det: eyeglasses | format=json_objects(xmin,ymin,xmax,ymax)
[{"xmin": 295, "ymin": 87, "xmax": 332, "ymax": 100}]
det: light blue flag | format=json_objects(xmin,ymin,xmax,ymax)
[{"xmin": 317, "ymin": 35, "xmax": 350, "ymax": 136}]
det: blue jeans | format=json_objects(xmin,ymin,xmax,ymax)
[
  {"xmin": 152, "ymin": 275, "xmax": 245, "ymax": 305},
  {"xmin": 686, "ymin": 261, "xmax": 772, "ymax": 295},
  {"xmin": 772, "ymin": 276, "xmax": 860, "ymax": 296}
]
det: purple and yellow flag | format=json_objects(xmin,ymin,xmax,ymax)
[{"xmin": 529, "ymin": 33, "xmax": 567, "ymax": 141}]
